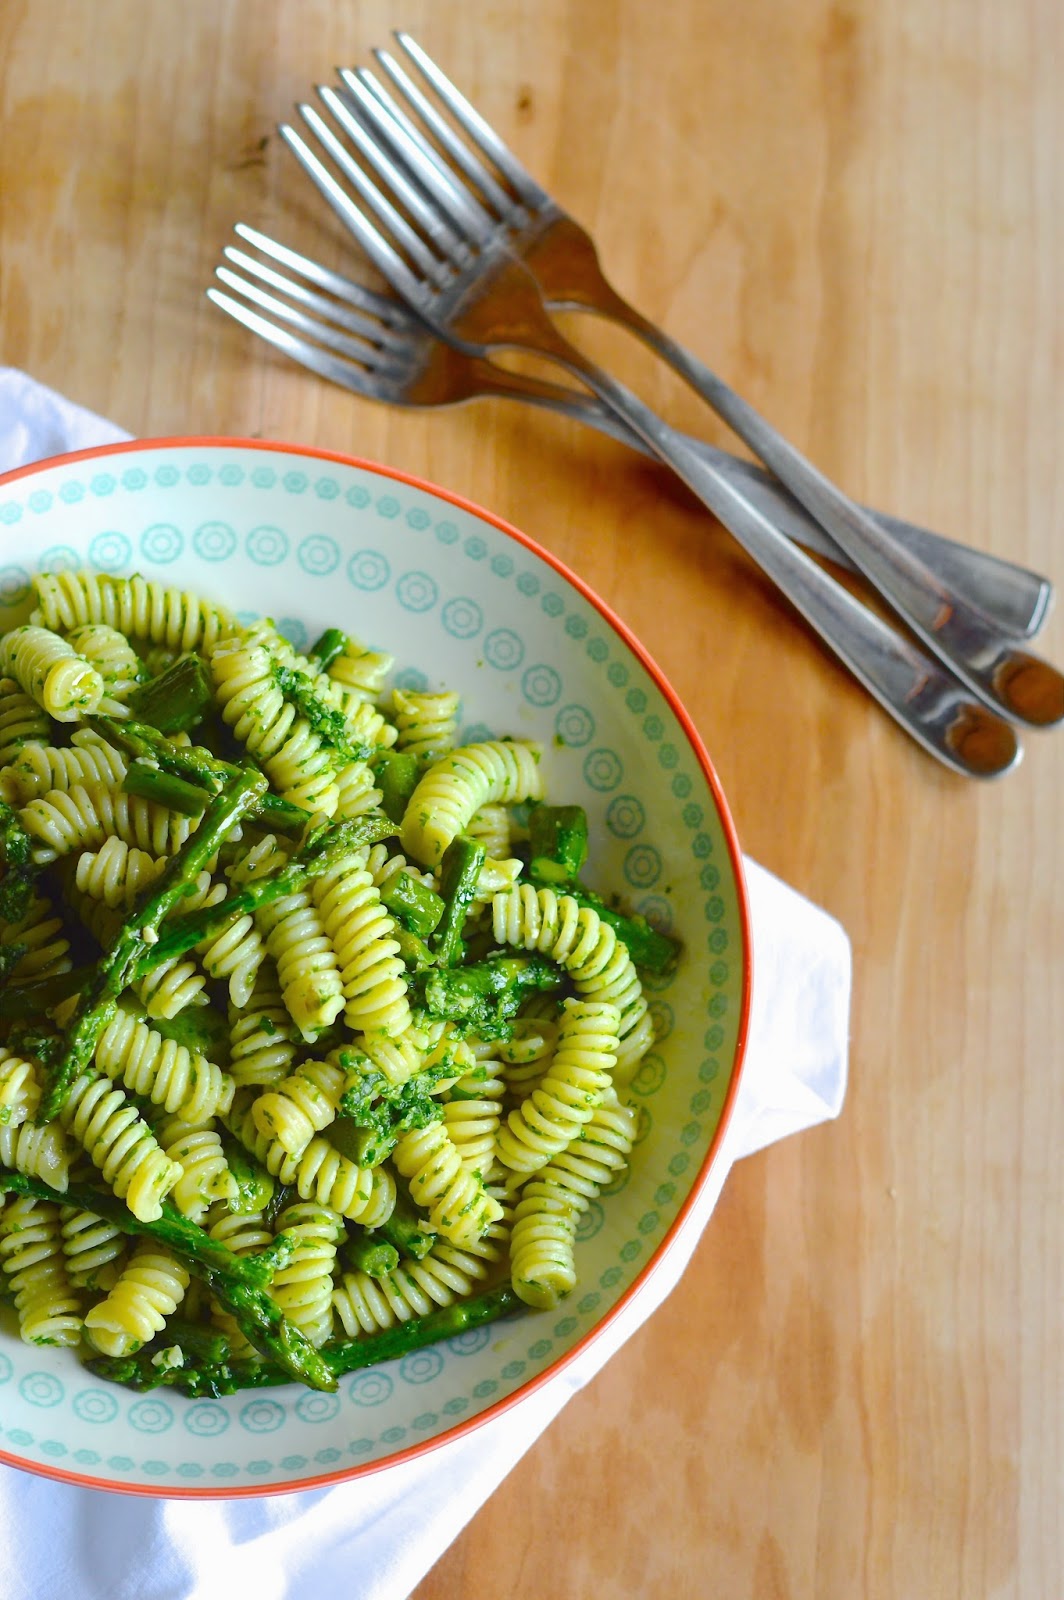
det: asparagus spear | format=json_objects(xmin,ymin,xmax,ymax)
[
  {"xmin": 125, "ymin": 812, "xmax": 394, "ymax": 980},
  {"xmin": 323, "ymin": 1282, "xmax": 519, "ymax": 1376},
  {"xmin": 0, "ymin": 1168, "xmax": 335, "ymax": 1390},
  {"xmin": 122, "ymin": 761, "xmax": 214, "ymax": 816},
  {"xmin": 129, "ymin": 655, "xmax": 214, "ymax": 732},
  {"xmin": 86, "ymin": 1282, "xmax": 520, "ymax": 1394},
  {"xmin": 89, "ymin": 713, "xmax": 309, "ymax": 836},
  {"xmin": 37, "ymin": 767, "xmax": 266, "ymax": 1124},
  {"xmin": 0, "ymin": 1170, "xmax": 281, "ymax": 1291},
  {"xmin": 431, "ymin": 836, "xmax": 486, "ymax": 968}
]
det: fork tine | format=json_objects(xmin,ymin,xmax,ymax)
[
  {"xmin": 393, "ymin": 31, "xmax": 548, "ymax": 209},
  {"xmin": 317, "ymin": 83, "xmax": 471, "ymax": 263},
  {"xmin": 208, "ymin": 285, "xmax": 396, "ymax": 397},
  {"xmin": 293, "ymin": 103, "xmax": 447, "ymax": 285},
  {"xmin": 340, "ymin": 65, "xmax": 496, "ymax": 241},
  {"xmin": 214, "ymin": 266, "xmax": 408, "ymax": 372},
  {"xmin": 232, "ymin": 224, "xmax": 413, "ymax": 336},
  {"xmin": 368, "ymin": 50, "xmax": 518, "ymax": 220},
  {"xmin": 222, "ymin": 246, "xmax": 402, "ymax": 349},
  {"xmin": 278, "ymin": 120, "xmax": 438, "ymax": 315}
]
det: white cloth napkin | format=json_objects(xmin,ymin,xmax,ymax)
[{"xmin": 0, "ymin": 371, "xmax": 851, "ymax": 1600}]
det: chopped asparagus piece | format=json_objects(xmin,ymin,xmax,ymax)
[
  {"xmin": 122, "ymin": 760, "xmax": 214, "ymax": 816},
  {"xmin": 306, "ymin": 628, "xmax": 348, "ymax": 673},
  {"xmin": 372, "ymin": 749, "xmax": 421, "ymax": 824},
  {"xmin": 340, "ymin": 1229, "xmax": 400, "ymax": 1280},
  {"xmin": 528, "ymin": 804, "xmax": 589, "ymax": 884},
  {"xmin": 431, "ymin": 836, "xmax": 485, "ymax": 968},
  {"xmin": 129, "ymin": 655, "xmax": 214, "ymax": 733},
  {"xmin": 379, "ymin": 869, "xmax": 444, "ymax": 937}
]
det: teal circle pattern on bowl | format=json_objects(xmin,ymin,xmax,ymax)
[{"xmin": 0, "ymin": 439, "xmax": 750, "ymax": 1498}]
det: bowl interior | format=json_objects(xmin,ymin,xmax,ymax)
[{"xmin": 0, "ymin": 439, "xmax": 748, "ymax": 1495}]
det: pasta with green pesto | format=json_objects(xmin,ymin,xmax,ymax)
[{"xmin": 0, "ymin": 570, "xmax": 675, "ymax": 1388}]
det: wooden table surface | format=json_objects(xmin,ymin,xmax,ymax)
[{"xmin": 1, "ymin": 1, "xmax": 1060, "ymax": 1594}]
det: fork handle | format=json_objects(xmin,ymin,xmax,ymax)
[
  {"xmin": 489, "ymin": 370, "xmax": 1051, "ymax": 641},
  {"xmin": 583, "ymin": 313, "xmax": 1063, "ymax": 728},
  {"xmin": 516, "ymin": 332, "xmax": 1019, "ymax": 777}
]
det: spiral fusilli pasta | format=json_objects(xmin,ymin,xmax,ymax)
[
  {"xmin": 224, "ymin": 1094, "xmax": 395, "ymax": 1225},
  {"xmin": 83, "ymin": 1241, "xmax": 190, "ymax": 1357},
  {"xmin": 0, "ymin": 729, "xmax": 127, "ymax": 805},
  {"xmin": 400, "ymin": 740, "xmax": 542, "ymax": 866},
  {"xmin": 393, "ymin": 1120, "xmax": 503, "ymax": 1246},
  {"xmin": 312, "ymin": 850, "xmax": 410, "ymax": 1037},
  {"xmin": 210, "ymin": 638, "xmax": 339, "ymax": 814},
  {"xmin": 496, "ymin": 999, "xmax": 620, "ymax": 1177},
  {"xmin": 65, "ymin": 622, "xmax": 145, "ymax": 713},
  {"xmin": 332, "ymin": 1228, "xmax": 505, "ymax": 1337},
  {"xmin": 269, "ymin": 1201, "xmax": 344, "ymax": 1347},
  {"xmin": 227, "ymin": 963, "xmax": 301, "ymax": 1087},
  {"xmin": 442, "ymin": 1049, "xmax": 506, "ymax": 1180},
  {"xmin": 60, "ymin": 1202, "xmax": 129, "ymax": 1291},
  {"xmin": 392, "ymin": 688, "xmax": 460, "ymax": 763},
  {"xmin": 491, "ymin": 886, "xmax": 654, "ymax": 1079},
  {"xmin": 0, "ymin": 1115, "xmax": 73, "ymax": 1190},
  {"xmin": 153, "ymin": 1114, "xmax": 236, "ymax": 1221},
  {"xmin": 509, "ymin": 1090, "xmax": 638, "ymax": 1309},
  {"xmin": 0, "ymin": 1195, "xmax": 83, "ymax": 1346},
  {"xmin": 21, "ymin": 780, "xmax": 194, "ymax": 861},
  {"xmin": 326, "ymin": 634, "xmax": 393, "ymax": 702},
  {"xmin": 59, "ymin": 1072, "xmax": 183, "ymax": 1222},
  {"xmin": 0, "ymin": 1049, "xmax": 41, "ymax": 1127},
  {"xmin": 0, "ymin": 676, "xmax": 50, "ymax": 764},
  {"xmin": 0, "ymin": 890, "xmax": 71, "ymax": 981},
  {"xmin": 94, "ymin": 1007, "xmax": 234, "ymax": 1124},
  {"xmin": 250, "ymin": 1058, "xmax": 347, "ymax": 1156},
  {"xmin": 0, "ymin": 625, "xmax": 103, "ymax": 720},
  {"xmin": 32, "ymin": 571, "xmax": 234, "ymax": 655}
]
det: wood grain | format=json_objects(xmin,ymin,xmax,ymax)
[{"xmin": 0, "ymin": 1, "xmax": 1060, "ymax": 1594}]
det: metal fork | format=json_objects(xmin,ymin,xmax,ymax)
[
  {"xmin": 275, "ymin": 91, "xmax": 1036, "ymax": 775},
  {"xmin": 210, "ymin": 225, "xmax": 1050, "ymax": 644},
  {"xmin": 331, "ymin": 35, "xmax": 1063, "ymax": 733},
  {"xmin": 210, "ymin": 229, "xmax": 1017, "ymax": 779}
]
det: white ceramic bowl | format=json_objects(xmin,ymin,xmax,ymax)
[{"xmin": 0, "ymin": 438, "xmax": 750, "ymax": 1496}]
